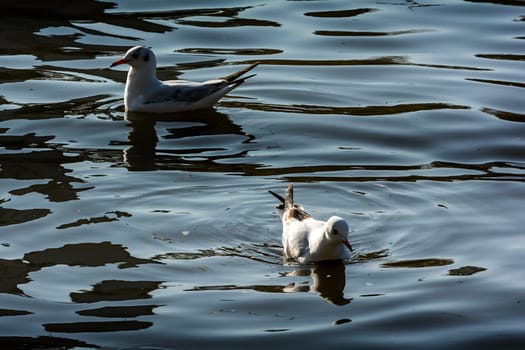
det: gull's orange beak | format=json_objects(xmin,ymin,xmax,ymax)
[
  {"xmin": 110, "ymin": 58, "xmax": 128, "ymax": 68},
  {"xmin": 344, "ymin": 239, "xmax": 353, "ymax": 252}
]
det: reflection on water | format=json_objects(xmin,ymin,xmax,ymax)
[
  {"xmin": 0, "ymin": 201, "xmax": 51, "ymax": 226},
  {"xmin": 23, "ymin": 241, "xmax": 156, "ymax": 269},
  {"xmin": 0, "ymin": 336, "xmax": 97, "ymax": 350},
  {"xmin": 43, "ymin": 319, "xmax": 152, "ymax": 333},
  {"xmin": 76, "ymin": 304, "xmax": 159, "ymax": 318},
  {"xmin": 1, "ymin": 242, "xmax": 162, "ymax": 335},
  {"xmin": 56, "ymin": 211, "xmax": 131, "ymax": 230},
  {"xmin": 448, "ymin": 265, "xmax": 487, "ymax": 276},
  {"xmin": 0, "ymin": 242, "xmax": 158, "ymax": 297},
  {"xmin": 2, "ymin": 0, "xmax": 171, "ymax": 60},
  {"xmin": 0, "ymin": 149, "xmax": 85, "ymax": 201},
  {"xmin": 381, "ymin": 258, "xmax": 455, "ymax": 268},
  {"xmin": 284, "ymin": 261, "xmax": 351, "ymax": 306},
  {"xmin": 70, "ymin": 280, "xmax": 162, "ymax": 303},
  {"xmin": 304, "ymin": 8, "xmax": 377, "ymax": 18},
  {"xmin": 123, "ymin": 109, "xmax": 251, "ymax": 171},
  {"xmin": 1, "ymin": 0, "xmax": 525, "ymax": 349},
  {"xmin": 224, "ymin": 100, "xmax": 471, "ymax": 116},
  {"xmin": 187, "ymin": 260, "xmax": 350, "ymax": 306}
]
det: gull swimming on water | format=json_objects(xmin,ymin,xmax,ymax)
[
  {"xmin": 110, "ymin": 46, "xmax": 258, "ymax": 113},
  {"xmin": 269, "ymin": 184, "xmax": 353, "ymax": 264}
]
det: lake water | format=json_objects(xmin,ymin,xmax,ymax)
[{"xmin": 1, "ymin": 0, "xmax": 524, "ymax": 349}]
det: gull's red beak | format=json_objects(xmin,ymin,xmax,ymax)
[
  {"xmin": 110, "ymin": 58, "xmax": 128, "ymax": 68},
  {"xmin": 344, "ymin": 240, "xmax": 353, "ymax": 252}
]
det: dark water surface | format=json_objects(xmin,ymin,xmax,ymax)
[{"xmin": 1, "ymin": 0, "xmax": 524, "ymax": 349}]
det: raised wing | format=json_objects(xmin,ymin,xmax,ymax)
[{"xmin": 270, "ymin": 184, "xmax": 311, "ymax": 221}]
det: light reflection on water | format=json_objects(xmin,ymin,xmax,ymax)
[{"xmin": 1, "ymin": 0, "xmax": 524, "ymax": 349}]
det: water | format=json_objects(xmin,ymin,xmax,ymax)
[{"xmin": 1, "ymin": 0, "xmax": 524, "ymax": 349}]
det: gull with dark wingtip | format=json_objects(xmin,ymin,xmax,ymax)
[
  {"xmin": 269, "ymin": 184, "xmax": 353, "ymax": 264},
  {"xmin": 110, "ymin": 46, "xmax": 258, "ymax": 113}
]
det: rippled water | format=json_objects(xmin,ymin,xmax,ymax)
[{"xmin": 1, "ymin": 0, "xmax": 524, "ymax": 349}]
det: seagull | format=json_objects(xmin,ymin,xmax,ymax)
[
  {"xmin": 269, "ymin": 184, "xmax": 353, "ymax": 264},
  {"xmin": 110, "ymin": 46, "xmax": 258, "ymax": 113}
]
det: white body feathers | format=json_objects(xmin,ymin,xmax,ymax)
[
  {"xmin": 270, "ymin": 184, "xmax": 353, "ymax": 264},
  {"xmin": 111, "ymin": 46, "xmax": 258, "ymax": 113}
]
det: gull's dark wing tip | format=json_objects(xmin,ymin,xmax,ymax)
[{"xmin": 221, "ymin": 62, "xmax": 260, "ymax": 83}]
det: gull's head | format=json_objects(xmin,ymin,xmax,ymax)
[
  {"xmin": 110, "ymin": 46, "xmax": 156, "ymax": 70},
  {"xmin": 324, "ymin": 216, "xmax": 353, "ymax": 252}
]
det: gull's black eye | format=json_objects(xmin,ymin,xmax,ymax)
[
  {"xmin": 332, "ymin": 229, "xmax": 339, "ymax": 235},
  {"xmin": 144, "ymin": 53, "xmax": 150, "ymax": 62},
  {"xmin": 131, "ymin": 52, "xmax": 139, "ymax": 59}
]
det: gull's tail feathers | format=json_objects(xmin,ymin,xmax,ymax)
[
  {"xmin": 284, "ymin": 183, "xmax": 294, "ymax": 211},
  {"xmin": 269, "ymin": 184, "xmax": 311, "ymax": 221},
  {"xmin": 221, "ymin": 62, "xmax": 259, "ymax": 86}
]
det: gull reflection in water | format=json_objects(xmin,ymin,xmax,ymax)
[
  {"xmin": 123, "ymin": 109, "xmax": 251, "ymax": 171},
  {"xmin": 284, "ymin": 260, "xmax": 351, "ymax": 306},
  {"xmin": 186, "ymin": 259, "xmax": 351, "ymax": 306}
]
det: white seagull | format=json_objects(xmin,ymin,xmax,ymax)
[
  {"xmin": 110, "ymin": 46, "xmax": 258, "ymax": 113},
  {"xmin": 269, "ymin": 184, "xmax": 353, "ymax": 264}
]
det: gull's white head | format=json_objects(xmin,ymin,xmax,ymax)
[
  {"xmin": 110, "ymin": 46, "xmax": 157, "ymax": 70},
  {"xmin": 324, "ymin": 216, "xmax": 353, "ymax": 252}
]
